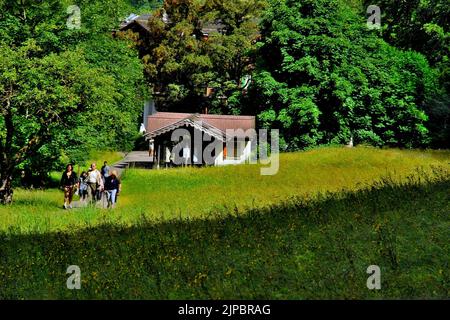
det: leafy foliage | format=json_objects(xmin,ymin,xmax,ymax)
[
  {"xmin": 362, "ymin": 0, "xmax": 449, "ymax": 148},
  {"xmin": 125, "ymin": 0, "xmax": 265, "ymax": 113},
  {"xmin": 249, "ymin": 0, "xmax": 440, "ymax": 150},
  {"xmin": 0, "ymin": 0, "xmax": 145, "ymax": 195}
]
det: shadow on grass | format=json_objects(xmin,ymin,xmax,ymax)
[{"xmin": 0, "ymin": 168, "xmax": 449, "ymax": 300}]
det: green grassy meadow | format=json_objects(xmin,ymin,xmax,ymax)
[
  {"xmin": 0, "ymin": 146, "xmax": 449, "ymax": 299},
  {"xmin": 1, "ymin": 146, "xmax": 449, "ymax": 233}
]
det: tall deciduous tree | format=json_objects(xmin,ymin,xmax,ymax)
[
  {"xmin": 362, "ymin": 0, "xmax": 449, "ymax": 147},
  {"xmin": 125, "ymin": 0, "xmax": 264, "ymax": 113},
  {"xmin": 0, "ymin": 0, "xmax": 145, "ymax": 203},
  {"xmin": 249, "ymin": 0, "xmax": 438, "ymax": 150}
]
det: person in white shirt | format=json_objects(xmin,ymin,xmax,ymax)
[
  {"xmin": 86, "ymin": 163, "xmax": 103, "ymax": 203},
  {"xmin": 165, "ymin": 147, "xmax": 171, "ymax": 168},
  {"xmin": 182, "ymin": 146, "xmax": 190, "ymax": 167}
]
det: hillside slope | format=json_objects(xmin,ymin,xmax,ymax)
[{"xmin": 0, "ymin": 147, "xmax": 449, "ymax": 233}]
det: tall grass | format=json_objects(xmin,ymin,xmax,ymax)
[
  {"xmin": 123, "ymin": 146, "xmax": 450, "ymax": 217},
  {"xmin": 0, "ymin": 168, "xmax": 448, "ymax": 299},
  {"xmin": 1, "ymin": 146, "xmax": 449, "ymax": 234}
]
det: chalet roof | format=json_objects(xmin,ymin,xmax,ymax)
[
  {"xmin": 120, "ymin": 14, "xmax": 152, "ymax": 32},
  {"xmin": 145, "ymin": 112, "xmax": 256, "ymax": 141},
  {"xmin": 119, "ymin": 13, "xmax": 227, "ymax": 36}
]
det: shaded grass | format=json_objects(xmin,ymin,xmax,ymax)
[
  {"xmin": 1, "ymin": 146, "xmax": 449, "ymax": 234},
  {"xmin": 0, "ymin": 169, "xmax": 448, "ymax": 299}
]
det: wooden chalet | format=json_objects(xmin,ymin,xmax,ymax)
[{"xmin": 144, "ymin": 112, "xmax": 256, "ymax": 167}]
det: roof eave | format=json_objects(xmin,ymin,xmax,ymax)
[{"xmin": 145, "ymin": 118, "xmax": 226, "ymax": 142}]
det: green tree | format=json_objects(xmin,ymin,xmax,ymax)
[
  {"xmin": 362, "ymin": 0, "xmax": 449, "ymax": 147},
  {"xmin": 124, "ymin": 0, "xmax": 264, "ymax": 113},
  {"xmin": 0, "ymin": 0, "xmax": 145, "ymax": 203},
  {"xmin": 250, "ymin": 0, "xmax": 438, "ymax": 150}
]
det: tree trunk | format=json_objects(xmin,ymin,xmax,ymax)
[
  {"xmin": 1, "ymin": 94, "xmax": 14, "ymax": 204},
  {"xmin": 0, "ymin": 177, "xmax": 13, "ymax": 204}
]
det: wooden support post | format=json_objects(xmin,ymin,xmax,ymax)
[{"xmin": 157, "ymin": 144, "xmax": 161, "ymax": 170}]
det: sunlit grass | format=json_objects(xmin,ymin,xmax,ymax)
[{"xmin": 1, "ymin": 146, "xmax": 449, "ymax": 234}]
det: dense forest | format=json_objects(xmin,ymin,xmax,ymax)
[
  {"xmin": 0, "ymin": 0, "xmax": 449, "ymax": 201},
  {"xmin": 121, "ymin": 0, "xmax": 449, "ymax": 150},
  {"xmin": 133, "ymin": 0, "xmax": 448, "ymax": 150}
]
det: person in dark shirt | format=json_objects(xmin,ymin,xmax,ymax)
[
  {"xmin": 78, "ymin": 171, "xmax": 89, "ymax": 202},
  {"xmin": 104, "ymin": 170, "xmax": 121, "ymax": 209},
  {"xmin": 101, "ymin": 161, "xmax": 110, "ymax": 181},
  {"xmin": 60, "ymin": 164, "xmax": 78, "ymax": 209}
]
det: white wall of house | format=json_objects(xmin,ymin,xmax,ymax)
[{"xmin": 215, "ymin": 140, "xmax": 252, "ymax": 166}]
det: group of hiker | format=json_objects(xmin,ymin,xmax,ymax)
[{"xmin": 60, "ymin": 161, "xmax": 121, "ymax": 210}]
